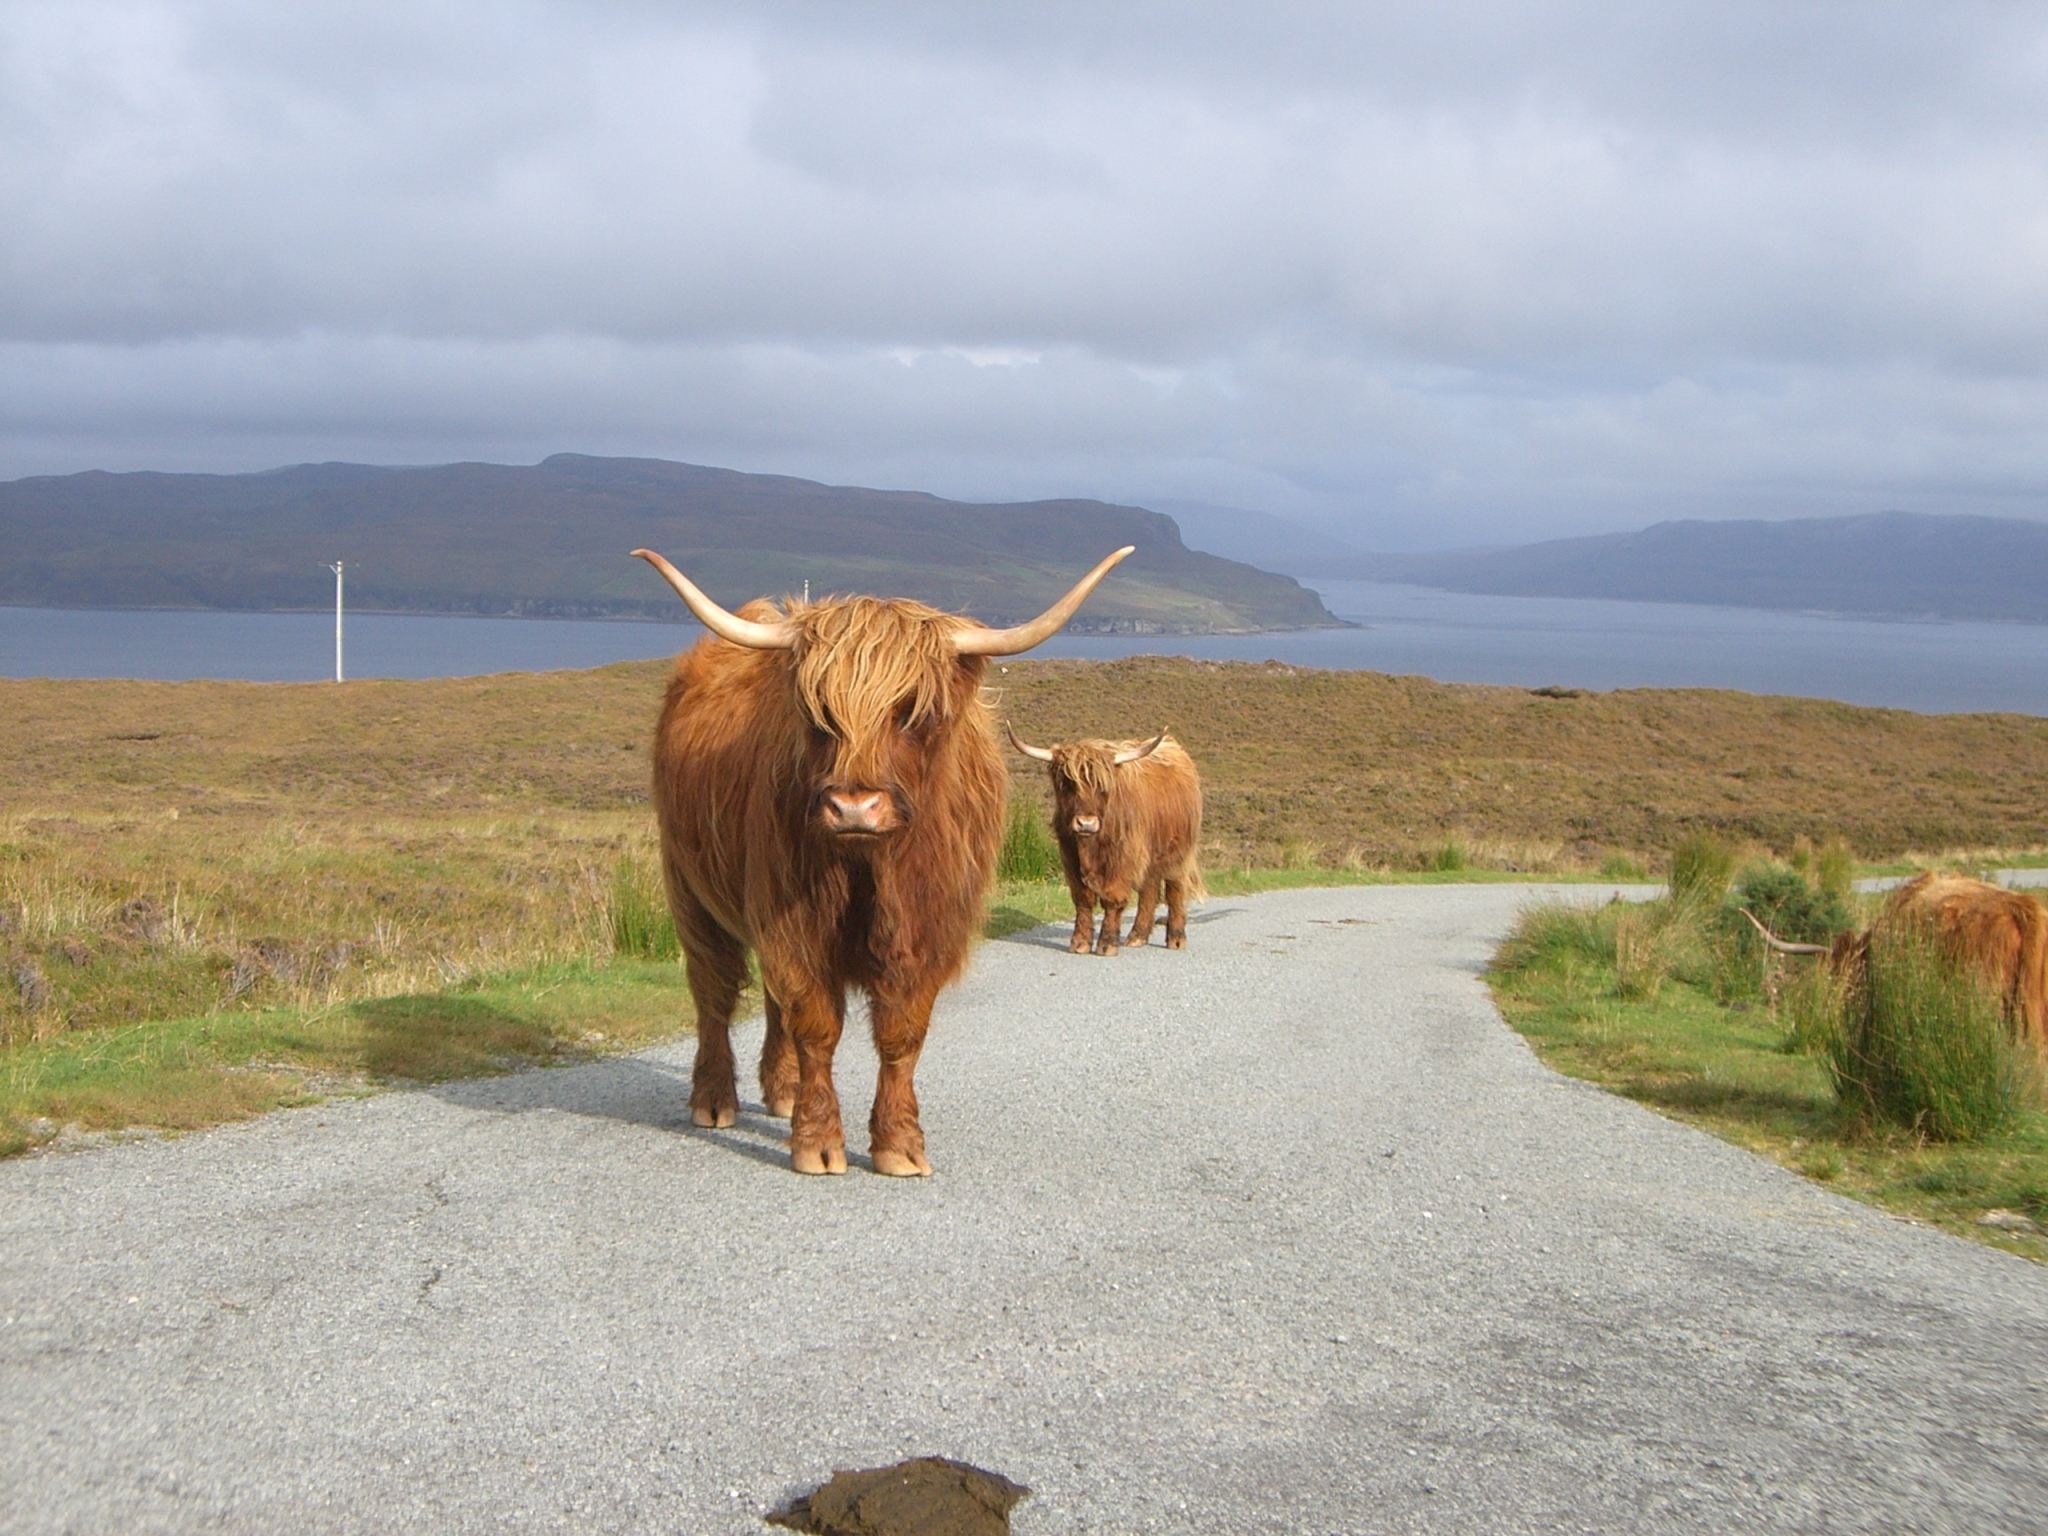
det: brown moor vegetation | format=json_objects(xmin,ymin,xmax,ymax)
[{"xmin": 3, "ymin": 653, "xmax": 2044, "ymax": 1153}]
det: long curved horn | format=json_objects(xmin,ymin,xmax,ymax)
[
  {"xmin": 1005, "ymin": 722, "xmax": 1056, "ymax": 763},
  {"xmin": 952, "ymin": 546, "xmax": 1137, "ymax": 657},
  {"xmin": 632, "ymin": 549, "xmax": 798, "ymax": 651},
  {"xmin": 1113, "ymin": 730, "xmax": 1167, "ymax": 765},
  {"xmin": 1738, "ymin": 906, "xmax": 1831, "ymax": 956}
]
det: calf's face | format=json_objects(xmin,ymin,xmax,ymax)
[{"xmin": 1050, "ymin": 744, "xmax": 1120, "ymax": 840}]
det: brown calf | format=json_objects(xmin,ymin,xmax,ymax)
[
  {"xmin": 638, "ymin": 545, "xmax": 1132, "ymax": 1175},
  {"xmin": 1008, "ymin": 728, "xmax": 1204, "ymax": 956}
]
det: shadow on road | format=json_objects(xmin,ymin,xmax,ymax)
[
  {"xmin": 992, "ymin": 904, "xmax": 1243, "ymax": 950},
  {"xmin": 428, "ymin": 1053, "xmax": 850, "ymax": 1172}
]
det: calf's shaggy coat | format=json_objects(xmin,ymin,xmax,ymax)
[{"xmin": 1011, "ymin": 729, "xmax": 1205, "ymax": 956}]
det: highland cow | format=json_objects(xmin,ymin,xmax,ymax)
[
  {"xmin": 1749, "ymin": 871, "xmax": 2048, "ymax": 1057},
  {"xmin": 1008, "ymin": 727, "xmax": 1204, "ymax": 957},
  {"xmin": 638, "ymin": 545, "xmax": 1132, "ymax": 1175}
]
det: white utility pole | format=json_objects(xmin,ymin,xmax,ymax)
[{"xmin": 324, "ymin": 561, "xmax": 345, "ymax": 682}]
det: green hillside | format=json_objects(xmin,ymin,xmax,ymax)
[{"xmin": 0, "ymin": 455, "xmax": 1342, "ymax": 633}]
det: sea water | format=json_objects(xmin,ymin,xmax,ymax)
[{"xmin": 2, "ymin": 580, "xmax": 2043, "ymax": 716}]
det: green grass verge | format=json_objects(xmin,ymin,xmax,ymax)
[
  {"xmin": 2, "ymin": 958, "xmax": 702, "ymax": 1157},
  {"xmin": 1488, "ymin": 895, "xmax": 2048, "ymax": 1262}
]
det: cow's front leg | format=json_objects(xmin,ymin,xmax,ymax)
[
  {"xmin": 777, "ymin": 982, "xmax": 847, "ymax": 1174},
  {"xmin": 867, "ymin": 980, "xmax": 939, "ymax": 1177},
  {"xmin": 1095, "ymin": 893, "xmax": 1128, "ymax": 956},
  {"xmin": 1068, "ymin": 891, "xmax": 1097, "ymax": 954}
]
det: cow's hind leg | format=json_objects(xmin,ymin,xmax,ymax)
[
  {"xmin": 1126, "ymin": 872, "xmax": 1162, "ymax": 947},
  {"xmin": 676, "ymin": 901, "xmax": 747, "ymax": 1129},
  {"xmin": 867, "ymin": 980, "xmax": 940, "ymax": 1177},
  {"xmin": 1164, "ymin": 875, "xmax": 1191, "ymax": 949},
  {"xmin": 758, "ymin": 992, "xmax": 797, "ymax": 1118}
]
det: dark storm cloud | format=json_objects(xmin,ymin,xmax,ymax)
[{"xmin": 3, "ymin": 1, "xmax": 2044, "ymax": 546}]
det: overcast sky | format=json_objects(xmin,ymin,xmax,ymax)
[{"xmin": 4, "ymin": 2, "xmax": 2045, "ymax": 548}]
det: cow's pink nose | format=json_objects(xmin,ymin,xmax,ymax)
[
  {"xmin": 822, "ymin": 789, "xmax": 900, "ymax": 835},
  {"xmin": 1072, "ymin": 814, "xmax": 1100, "ymax": 837}
]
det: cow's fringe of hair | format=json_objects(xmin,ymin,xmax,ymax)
[
  {"xmin": 789, "ymin": 598, "xmax": 970, "ymax": 757},
  {"xmin": 1051, "ymin": 740, "xmax": 1127, "ymax": 800}
]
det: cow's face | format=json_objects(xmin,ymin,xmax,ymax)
[
  {"xmin": 791, "ymin": 598, "xmax": 983, "ymax": 843},
  {"xmin": 1050, "ymin": 744, "xmax": 1119, "ymax": 840}
]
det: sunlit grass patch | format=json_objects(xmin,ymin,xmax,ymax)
[
  {"xmin": 1489, "ymin": 880, "xmax": 2048, "ymax": 1259},
  {"xmin": 0, "ymin": 957, "xmax": 698, "ymax": 1156}
]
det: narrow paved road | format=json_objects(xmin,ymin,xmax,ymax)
[{"xmin": 4, "ymin": 885, "xmax": 2046, "ymax": 1534}]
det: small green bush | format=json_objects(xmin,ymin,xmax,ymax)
[
  {"xmin": 1731, "ymin": 864, "xmax": 1851, "ymax": 947},
  {"xmin": 609, "ymin": 856, "xmax": 680, "ymax": 961},
  {"xmin": 1669, "ymin": 833, "xmax": 1735, "ymax": 905},
  {"xmin": 997, "ymin": 798, "xmax": 1062, "ymax": 883},
  {"xmin": 1831, "ymin": 922, "xmax": 2030, "ymax": 1142},
  {"xmin": 1600, "ymin": 853, "xmax": 1649, "ymax": 881}
]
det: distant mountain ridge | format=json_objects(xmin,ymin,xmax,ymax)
[
  {"xmin": 1327, "ymin": 512, "xmax": 2048, "ymax": 624},
  {"xmin": 0, "ymin": 455, "xmax": 1343, "ymax": 634}
]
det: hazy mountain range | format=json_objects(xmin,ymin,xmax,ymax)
[
  {"xmin": 1176, "ymin": 509, "xmax": 2043, "ymax": 626},
  {"xmin": 0, "ymin": 456, "xmax": 1341, "ymax": 634}
]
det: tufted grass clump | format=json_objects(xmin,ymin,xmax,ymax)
[
  {"xmin": 607, "ymin": 853, "xmax": 679, "ymax": 961},
  {"xmin": 1668, "ymin": 832, "xmax": 1735, "ymax": 906},
  {"xmin": 997, "ymin": 797, "xmax": 1063, "ymax": 883}
]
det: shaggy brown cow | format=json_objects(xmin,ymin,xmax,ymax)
[
  {"xmin": 1007, "ymin": 728, "xmax": 1204, "ymax": 957},
  {"xmin": 636, "ymin": 545, "xmax": 1132, "ymax": 1176},
  {"xmin": 1749, "ymin": 872, "xmax": 2048, "ymax": 1056}
]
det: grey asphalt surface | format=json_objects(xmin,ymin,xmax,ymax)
[{"xmin": 4, "ymin": 883, "xmax": 2047, "ymax": 1534}]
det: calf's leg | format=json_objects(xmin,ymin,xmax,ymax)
[
  {"xmin": 1068, "ymin": 891, "xmax": 1097, "ymax": 954},
  {"xmin": 1164, "ymin": 875, "xmax": 1191, "ymax": 950},
  {"xmin": 1095, "ymin": 893, "xmax": 1128, "ymax": 956},
  {"xmin": 1126, "ymin": 872, "xmax": 1162, "ymax": 947}
]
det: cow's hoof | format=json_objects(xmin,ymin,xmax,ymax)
[
  {"xmin": 872, "ymin": 1147, "xmax": 932, "ymax": 1177},
  {"xmin": 691, "ymin": 1103, "xmax": 736, "ymax": 1129},
  {"xmin": 1095, "ymin": 942, "xmax": 1120, "ymax": 957},
  {"xmin": 1068, "ymin": 934, "xmax": 1091, "ymax": 954},
  {"xmin": 763, "ymin": 1094, "xmax": 795, "ymax": 1119},
  {"xmin": 1165, "ymin": 933, "xmax": 1186, "ymax": 950},
  {"xmin": 791, "ymin": 1143, "xmax": 848, "ymax": 1175}
]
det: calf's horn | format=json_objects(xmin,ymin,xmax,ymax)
[
  {"xmin": 632, "ymin": 549, "xmax": 798, "ymax": 650},
  {"xmin": 1737, "ymin": 906, "xmax": 1832, "ymax": 956},
  {"xmin": 1114, "ymin": 730, "xmax": 1167, "ymax": 765},
  {"xmin": 952, "ymin": 546, "xmax": 1137, "ymax": 657},
  {"xmin": 1005, "ymin": 723, "xmax": 1056, "ymax": 762}
]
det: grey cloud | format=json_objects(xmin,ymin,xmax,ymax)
[{"xmin": 2, "ymin": 1, "xmax": 2045, "ymax": 544}]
